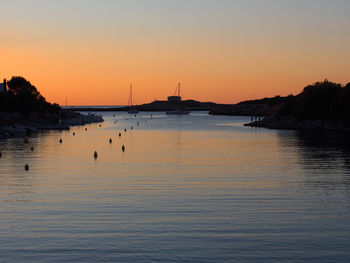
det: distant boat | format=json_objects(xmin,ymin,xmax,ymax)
[
  {"xmin": 166, "ymin": 83, "xmax": 190, "ymax": 116},
  {"xmin": 128, "ymin": 84, "xmax": 138, "ymax": 114}
]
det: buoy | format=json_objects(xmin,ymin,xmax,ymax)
[
  {"xmin": 30, "ymin": 146, "xmax": 34, "ymax": 151},
  {"xmin": 24, "ymin": 164, "xmax": 29, "ymax": 171},
  {"xmin": 23, "ymin": 138, "xmax": 29, "ymax": 143},
  {"xmin": 59, "ymin": 138, "xmax": 62, "ymax": 144},
  {"xmin": 85, "ymin": 128, "xmax": 87, "ymax": 131},
  {"xmin": 94, "ymin": 151, "xmax": 98, "ymax": 159},
  {"xmin": 124, "ymin": 128, "xmax": 127, "ymax": 132},
  {"xmin": 122, "ymin": 145, "xmax": 125, "ymax": 152},
  {"xmin": 113, "ymin": 114, "xmax": 115, "ymax": 117},
  {"xmin": 0, "ymin": 151, "xmax": 2, "ymax": 158},
  {"xmin": 99, "ymin": 124, "xmax": 101, "ymax": 127},
  {"xmin": 73, "ymin": 132, "xmax": 75, "ymax": 136},
  {"xmin": 109, "ymin": 138, "xmax": 112, "ymax": 144},
  {"xmin": 131, "ymin": 126, "xmax": 133, "ymax": 130},
  {"xmin": 137, "ymin": 122, "xmax": 139, "ymax": 126},
  {"xmin": 119, "ymin": 133, "xmax": 121, "ymax": 137}
]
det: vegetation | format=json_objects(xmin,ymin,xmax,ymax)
[
  {"xmin": 276, "ymin": 80, "xmax": 350, "ymax": 123},
  {"xmin": 0, "ymin": 76, "xmax": 60, "ymax": 113},
  {"xmin": 238, "ymin": 94, "xmax": 294, "ymax": 106}
]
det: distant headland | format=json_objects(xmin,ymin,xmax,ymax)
[
  {"xmin": 0, "ymin": 76, "xmax": 103, "ymax": 138},
  {"xmin": 244, "ymin": 80, "xmax": 350, "ymax": 132},
  {"xmin": 1, "ymin": 76, "xmax": 349, "ymax": 136}
]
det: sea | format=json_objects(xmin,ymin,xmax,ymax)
[{"xmin": 1, "ymin": 111, "xmax": 350, "ymax": 262}]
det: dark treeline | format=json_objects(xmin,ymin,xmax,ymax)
[
  {"xmin": 276, "ymin": 80, "xmax": 350, "ymax": 123},
  {"xmin": 0, "ymin": 76, "xmax": 60, "ymax": 113},
  {"xmin": 238, "ymin": 95, "xmax": 294, "ymax": 106}
]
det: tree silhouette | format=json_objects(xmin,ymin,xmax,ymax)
[{"xmin": 0, "ymin": 76, "xmax": 60, "ymax": 113}]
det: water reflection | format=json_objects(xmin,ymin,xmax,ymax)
[
  {"xmin": 278, "ymin": 130, "xmax": 350, "ymax": 192},
  {"xmin": 1, "ymin": 113, "xmax": 350, "ymax": 262}
]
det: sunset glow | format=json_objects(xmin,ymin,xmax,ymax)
[{"xmin": 1, "ymin": 0, "xmax": 349, "ymax": 105}]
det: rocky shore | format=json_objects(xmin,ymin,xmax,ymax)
[
  {"xmin": 0, "ymin": 110, "xmax": 103, "ymax": 139},
  {"xmin": 244, "ymin": 116, "xmax": 350, "ymax": 133}
]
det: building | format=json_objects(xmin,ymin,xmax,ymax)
[
  {"xmin": 167, "ymin": 83, "xmax": 182, "ymax": 103},
  {"xmin": 167, "ymin": 95, "xmax": 181, "ymax": 103},
  {"xmin": 0, "ymin": 79, "xmax": 7, "ymax": 93}
]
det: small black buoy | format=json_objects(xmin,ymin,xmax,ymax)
[
  {"xmin": 23, "ymin": 138, "xmax": 29, "ymax": 144},
  {"xmin": 109, "ymin": 138, "xmax": 112, "ymax": 144},
  {"xmin": 85, "ymin": 128, "xmax": 88, "ymax": 131},
  {"xmin": 137, "ymin": 122, "xmax": 139, "ymax": 126},
  {"xmin": 124, "ymin": 128, "xmax": 127, "ymax": 132},
  {"xmin": 24, "ymin": 164, "xmax": 29, "ymax": 171},
  {"xmin": 30, "ymin": 146, "xmax": 34, "ymax": 151},
  {"xmin": 122, "ymin": 145, "xmax": 125, "ymax": 152},
  {"xmin": 73, "ymin": 132, "xmax": 75, "ymax": 136},
  {"xmin": 113, "ymin": 114, "xmax": 115, "ymax": 117},
  {"xmin": 99, "ymin": 124, "xmax": 102, "ymax": 127},
  {"xmin": 131, "ymin": 126, "xmax": 133, "ymax": 130},
  {"xmin": 0, "ymin": 151, "xmax": 2, "ymax": 158},
  {"xmin": 119, "ymin": 133, "xmax": 121, "ymax": 137},
  {"xmin": 94, "ymin": 151, "xmax": 98, "ymax": 159},
  {"xmin": 59, "ymin": 138, "xmax": 62, "ymax": 144}
]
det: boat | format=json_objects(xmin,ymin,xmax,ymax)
[
  {"xmin": 166, "ymin": 83, "xmax": 190, "ymax": 115},
  {"xmin": 128, "ymin": 84, "xmax": 138, "ymax": 114}
]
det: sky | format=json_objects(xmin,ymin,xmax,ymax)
[{"xmin": 1, "ymin": 0, "xmax": 349, "ymax": 105}]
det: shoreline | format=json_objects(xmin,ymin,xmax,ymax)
[
  {"xmin": 244, "ymin": 116, "xmax": 350, "ymax": 133},
  {"xmin": 0, "ymin": 111, "xmax": 104, "ymax": 139}
]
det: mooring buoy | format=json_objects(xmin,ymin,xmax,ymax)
[
  {"xmin": 73, "ymin": 132, "xmax": 75, "ymax": 136},
  {"xmin": 30, "ymin": 146, "xmax": 34, "ymax": 151},
  {"xmin": 94, "ymin": 151, "xmax": 98, "ymax": 159},
  {"xmin": 119, "ymin": 133, "xmax": 121, "ymax": 137},
  {"xmin": 24, "ymin": 164, "xmax": 29, "ymax": 171},
  {"xmin": 0, "ymin": 151, "xmax": 2, "ymax": 158},
  {"xmin": 122, "ymin": 145, "xmax": 125, "ymax": 152},
  {"xmin": 109, "ymin": 138, "xmax": 112, "ymax": 144},
  {"xmin": 124, "ymin": 128, "xmax": 127, "ymax": 132},
  {"xmin": 59, "ymin": 138, "xmax": 62, "ymax": 144}
]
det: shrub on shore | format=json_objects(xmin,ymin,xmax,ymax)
[
  {"xmin": 0, "ymin": 76, "xmax": 60, "ymax": 113},
  {"xmin": 276, "ymin": 80, "xmax": 350, "ymax": 123}
]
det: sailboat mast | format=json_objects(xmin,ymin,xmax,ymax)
[{"xmin": 129, "ymin": 84, "xmax": 133, "ymax": 107}]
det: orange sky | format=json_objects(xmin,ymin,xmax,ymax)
[{"xmin": 1, "ymin": 0, "xmax": 349, "ymax": 105}]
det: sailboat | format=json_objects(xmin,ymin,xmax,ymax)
[
  {"xmin": 128, "ymin": 84, "xmax": 138, "ymax": 114},
  {"xmin": 166, "ymin": 83, "xmax": 189, "ymax": 115}
]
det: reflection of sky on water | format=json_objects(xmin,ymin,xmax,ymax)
[{"xmin": 1, "ymin": 112, "xmax": 350, "ymax": 262}]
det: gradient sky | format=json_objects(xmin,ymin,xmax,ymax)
[{"xmin": 1, "ymin": 0, "xmax": 349, "ymax": 105}]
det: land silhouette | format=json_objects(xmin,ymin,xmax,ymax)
[
  {"xmin": 245, "ymin": 80, "xmax": 350, "ymax": 131},
  {"xmin": 1, "ymin": 77, "xmax": 350, "ymax": 136},
  {"xmin": 0, "ymin": 76, "xmax": 103, "ymax": 138}
]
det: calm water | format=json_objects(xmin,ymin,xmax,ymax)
[{"xmin": 1, "ymin": 112, "xmax": 350, "ymax": 262}]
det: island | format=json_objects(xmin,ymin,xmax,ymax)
[
  {"xmin": 244, "ymin": 80, "xmax": 350, "ymax": 132},
  {"xmin": 0, "ymin": 76, "xmax": 103, "ymax": 138}
]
